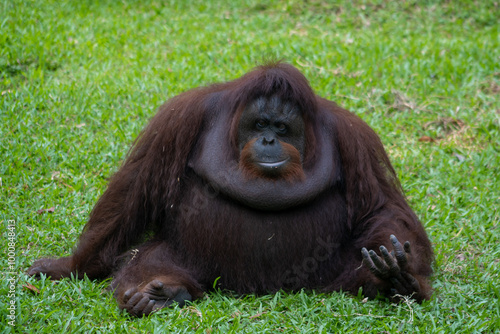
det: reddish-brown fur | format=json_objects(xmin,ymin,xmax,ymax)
[
  {"xmin": 239, "ymin": 138, "xmax": 305, "ymax": 181},
  {"xmin": 29, "ymin": 62, "xmax": 433, "ymax": 314}
]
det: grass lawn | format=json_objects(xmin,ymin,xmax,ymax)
[{"xmin": 1, "ymin": 0, "xmax": 499, "ymax": 332}]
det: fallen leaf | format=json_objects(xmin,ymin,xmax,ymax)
[
  {"xmin": 418, "ymin": 136, "xmax": 435, "ymax": 143},
  {"xmin": 23, "ymin": 283, "xmax": 40, "ymax": 294},
  {"xmin": 37, "ymin": 207, "xmax": 55, "ymax": 214},
  {"xmin": 453, "ymin": 152, "xmax": 466, "ymax": 162}
]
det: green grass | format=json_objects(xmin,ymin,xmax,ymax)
[{"xmin": 1, "ymin": 0, "xmax": 499, "ymax": 332}]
